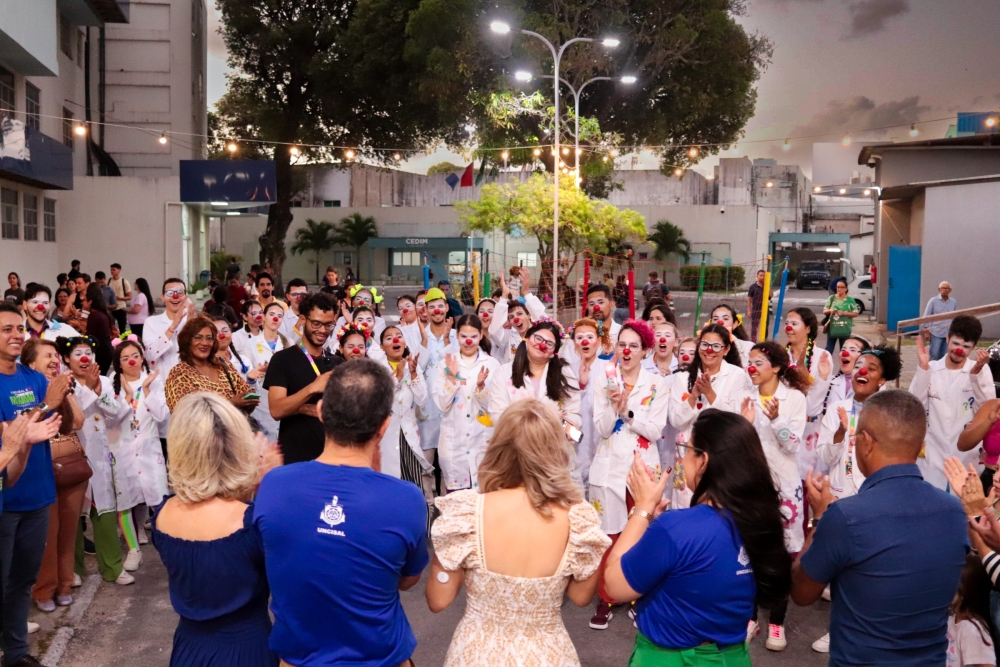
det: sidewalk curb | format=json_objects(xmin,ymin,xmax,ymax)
[{"xmin": 40, "ymin": 575, "xmax": 101, "ymax": 667}]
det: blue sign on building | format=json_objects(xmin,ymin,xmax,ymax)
[
  {"xmin": 179, "ymin": 160, "xmax": 277, "ymax": 204},
  {"xmin": 0, "ymin": 116, "xmax": 74, "ymax": 190}
]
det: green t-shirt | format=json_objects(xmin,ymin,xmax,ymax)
[{"xmin": 826, "ymin": 295, "xmax": 858, "ymax": 337}]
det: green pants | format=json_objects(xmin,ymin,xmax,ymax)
[
  {"xmin": 75, "ymin": 506, "xmax": 123, "ymax": 582},
  {"xmin": 629, "ymin": 631, "xmax": 750, "ymax": 667}
]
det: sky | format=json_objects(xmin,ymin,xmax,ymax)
[{"xmin": 206, "ymin": 0, "xmax": 1000, "ymax": 179}]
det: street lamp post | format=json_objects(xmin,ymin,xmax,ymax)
[{"xmin": 491, "ymin": 20, "xmax": 618, "ymax": 314}]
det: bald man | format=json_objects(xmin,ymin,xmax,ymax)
[
  {"xmin": 922, "ymin": 281, "xmax": 957, "ymax": 361},
  {"xmin": 791, "ymin": 390, "xmax": 968, "ymax": 667}
]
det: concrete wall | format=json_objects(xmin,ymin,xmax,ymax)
[
  {"xmin": 0, "ymin": 176, "xmax": 61, "ymax": 285},
  {"xmin": 910, "ymin": 191, "xmax": 925, "ymax": 246},
  {"xmin": 751, "ymin": 164, "xmax": 811, "ymax": 233},
  {"xmin": 922, "ymin": 180, "xmax": 1000, "ymax": 337},
  {"xmin": 0, "ymin": 0, "xmax": 59, "ymax": 76},
  {"xmin": 878, "ymin": 148, "xmax": 1000, "ymax": 189},
  {"xmin": 874, "ymin": 198, "xmax": 912, "ymax": 322},
  {"xmin": 718, "ymin": 157, "xmax": 753, "ymax": 205}
]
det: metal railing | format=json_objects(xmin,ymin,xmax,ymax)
[{"xmin": 893, "ymin": 301, "xmax": 1000, "ymax": 387}]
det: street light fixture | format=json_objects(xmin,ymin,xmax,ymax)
[
  {"xmin": 514, "ymin": 70, "xmax": 533, "ymax": 82},
  {"xmin": 491, "ymin": 20, "xmax": 619, "ymax": 314}
]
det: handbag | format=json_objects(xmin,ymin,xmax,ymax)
[{"xmin": 50, "ymin": 434, "xmax": 93, "ymax": 488}]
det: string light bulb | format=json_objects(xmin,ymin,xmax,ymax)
[
  {"xmin": 863, "ymin": 188, "xmax": 871, "ymax": 196},
  {"xmin": 766, "ymin": 181, "xmax": 774, "ymax": 188},
  {"xmin": 814, "ymin": 186, "xmax": 822, "ymax": 193},
  {"xmin": 688, "ymin": 147, "xmax": 699, "ymax": 158},
  {"xmin": 562, "ymin": 147, "xmax": 569, "ymax": 155},
  {"xmin": 393, "ymin": 152, "xmax": 401, "ymax": 161},
  {"xmin": 674, "ymin": 168, "xmax": 683, "ymax": 177},
  {"xmin": 226, "ymin": 142, "xmax": 238, "ymax": 153},
  {"xmin": 987, "ymin": 117, "xmax": 997, "ymax": 128},
  {"xmin": 602, "ymin": 156, "xmax": 608, "ymax": 162},
  {"xmin": 74, "ymin": 125, "xmax": 87, "ymax": 136},
  {"xmin": 500, "ymin": 151, "xmax": 509, "ymax": 161},
  {"xmin": 533, "ymin": 148, "xmax": 541, "ymax": 157},
  {"xmin": 783, "ymin": 139, "xmax": 791, "ymax": 151},
  {"xmin": 839, "ymin": 187, "xmax": 847, "ymax": 194},
  {"xmin": 610, "ymin": 148, "xmax": 619, "ymax": 157},
  {"xmin": 158, "ymin": 133, "xmax": 168, "ymax": 145},
  {"xmin": 909, "ymin": 124, "xmax": 918, "ymax": 138},
  {"xmin": 290, "ymin": 146, "xmax": 300, "ymax": 156},
  {"xmin": 345, "ymin": 149, "xmax": 355, "ymax": 160},
  {"xmin": 841, "ymin": 135, "xmax": 852, "ymax": 146}
]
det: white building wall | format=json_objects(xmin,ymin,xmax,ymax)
[{"xmin": 0, "ymin": 0, "xmax": 59, "ymax": 76}]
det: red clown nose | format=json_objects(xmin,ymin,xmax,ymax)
[
  {"xmin": 271, "ymin": 316, "xmax": 280, "ymax": 322},
  {"xmin": 464, "ymin": 338, "xmax": 474, "ymax": 346},
  {"xmin": 858, "ymin": 367, "xmax": 868, "ymax": 376},
  {"xmin": 622, "ymin": 349, "xmax": 631, "ymax": 357},
  {"xmin": 128, "ymin": 360, "xmax": 136, "ymax": 367},
  {"xmin": 747, "ymin": 365, "xmax": 757, "ymax": 374},
  {"xmin": 80, "ymin": 356, "xmax": 90, "ymax": 364},
  {"xmin": 785, "ymin": 325, "xmax": 794, "ymax": 333},
  {"xmin": 955, "ymin": 348, "xmax": 966, "ymax": 357},
  {"xmin": 513, "ymin": 317, "xmax": 521, "ymax": 325},
  {"xmin": 841, "ymin": 350, "xmax": 851, "ymax": 359},
  {"xmin": 581, "ymin": 341, "xmax": 590, "ymax": 347},
  {"xmin": 392, "ymin": 337, "xmax": 401, "ymax": 344},
  {"xmin": 681, "ymin": 354, "xmax": 691, "ymax": 362},
  {"xmin": 717, "ymin": 320, "xmax": 725, "ymax": 326},
  {"xmin": 659, "ymin": 337, "xmax": 667, "ymax": 344},
  {"xmin": 36, "ymin": 304, "xmax": 46, "ymax": 311},
  {"xmin": 254, "ymin": 315, "xmax": 263, "ymax": 322}
]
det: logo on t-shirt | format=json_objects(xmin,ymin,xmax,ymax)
[
  {"xmin": 736, "ymin": 546, "xmax": 753, "ymax": 575},
  {"xmin": 9, "ymin": 388, "xmax": 37, "ymax": 409},
  {"xmin": 320, "ymin": 496, "xmax": 345, "ymax": 527}
]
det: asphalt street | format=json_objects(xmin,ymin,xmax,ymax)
[{"xmin": 27, "ymin": 285, "xmax": 849, "ymax": 667}]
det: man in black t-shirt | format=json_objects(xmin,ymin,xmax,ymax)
[
  {"xmin": 746, "ymin": 269, "xmax": 766, "ymax": 342},
  {"xmin": 263, "ymin": 292, "xmax": 342, "ymax": 463}
]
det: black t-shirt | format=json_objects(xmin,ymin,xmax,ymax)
[
  {"xmin": 262, "ymin": 345, "xmax": 342, "ymax": 464},
  {"xmin": 747, "ymin": 283, "xmax": 764, "ymax": 314}
]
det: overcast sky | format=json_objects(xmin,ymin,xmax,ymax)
[{"xmin": 206, "ymin": 0, "xmax": 1000, "ymax": 178}]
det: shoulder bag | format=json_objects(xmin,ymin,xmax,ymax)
[{"xmin": 50, "ymin": 433, "xmax": 93, "ymax": 488}]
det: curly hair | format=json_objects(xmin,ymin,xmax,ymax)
[
  {"xmin": 750, "ymin": 341, "xmax": 811, "ymax": 394},
  {"xmin": 859, "ymin": 344, "xmax": 902, "ymax": 382},
  {"xmin": 177, "ymin": 316, "xmax": 221, "ymax": 368},
  {"xmin": 621, "ymin": 318, "xmax": 655, "ymax": 350}
]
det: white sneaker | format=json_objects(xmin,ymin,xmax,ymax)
[
  {"xmin": 27, "ymin": 621, "xmax": 40, "ymax": 634},
  {"xmin": 115, "ymin": 570, "xmax": 135, "ymax": 585},
  {"xmin": 123, "ymin": 548, "xmax": 142, "ymax": 572},
  {"xmin": 765, "ymin": 624, "xmax": 787, "ymax": 651},
  {"xmin": 822, "ymin": 584, "xmax": 831, "ymax": 601},
  {"xmin": 137, "ymin": 526, "xmax": 149, "ymax": 545},
  {"xmin": 746, "ymin": 619, "xmax": 759, "ymax": 644},
  {"xmin": 812, "ymin": 632, "xmax": 831, "ymax": 653},
  {"xmin": 72, "ymin": 573, "xmax": 83, "ymax": 587}
]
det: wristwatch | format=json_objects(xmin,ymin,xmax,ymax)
[{"xmin": 628, "ymin": 507, "xmax": 654, "ymax": 525}]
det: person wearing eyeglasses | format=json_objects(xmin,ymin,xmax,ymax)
[
  {"xmin": 278, "ymin": 278, "xmax": 310, "ymax": 344},
  {"xmin": 588, "ymin": 319, "xmax": 670, "ymax": 631},
  {"xmin": 142, "ymin": 278, "xmax": 197, "ymax": 378},
  {"xmin": 22, "ymin": 284, "xmax": 80, "ymax": 342}
]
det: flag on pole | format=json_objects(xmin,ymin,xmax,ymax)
[
  {"xmin": 459, "ymin": 163, "xmax": 474, "ymax": 187},
  {"xmin": 445, "ymin": 173, "xmax": 460, "ymax": 190}
]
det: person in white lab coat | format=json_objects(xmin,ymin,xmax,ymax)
[
  {"xmin": 707, "ymin": 304, "xmax": 752, "ymax": 369},
  {"xmin": 109, "ymin": 338, "xmax": 169, "ymax": 552},
  {"xmin": 782, "ymin": 307, "xmax": 834, "ymax": 478},
  {"xmin": 475, "ymin": 298, "xmax": 496, "ymax": 332},
  {"xmin": 910, "ymin": 315, "xmax": 995, "ymax": 490},
  {"xmin": 588, "ymin": 320, "xmax": 670, "ymax": 631},
  {"xmin": 584, "ymin": 284, "xmax": 622, "ymax": 347},
  {"xmin": 416, "ymin": 288, "xmax": 457, "ymax": 492},
  {"xmin": 567, "ymin": 318, "xmax": 610, "ymax": 491},
  {"xmin": 57, "ymin": 336, "xmax": 137, "ymax": 585},
  {"xmin": 488, "ymin": 269, "xmax": 546, "ymax": 365},
  {"xmin": 278, "ymin": 278, "xmax": 309, "ymax": 344},
  {"xmin": 668, "ymin": 324, "xmax": 752, "ymax": 509},
  {"xmin": 376, "ymin": 326, "xmax": 434, "ymax": 527},
  {"xmin": 640, "ymin": 322, "xmax": 680, "ymax": 485},
  {"xmin": 333, "ymin": 286, "xmax": 387, "ymax": 340},
  {"xmin": 820, "ymin": 335, "xmax": 869, "ymax": 411},
  {"xmin": 231, "ymin": 300, "xmax": 263, "ymax": 358},
  {"xmin": 243, "ymin": 303, "xmax": 289, "ymax": 439},
  {"xmin": 742, "ymin": 341, "xmax": 809, "ymax": 650},
  {"xmin": 432, "ymin": 315, "xmax": 500, "ymax": 492}
]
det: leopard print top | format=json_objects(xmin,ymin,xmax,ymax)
[{"xmin": 165, "ymin": 358, "xmax": 251, "ymax": 412}]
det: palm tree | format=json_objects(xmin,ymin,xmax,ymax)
[
  {"xmin": 333, "ymin": 213, "xmax": 379, "ymax": 281},
  {"xmin": 648, "ymin": 220, "xmax": 692, "ymax": 264},
  {"xmin": 290, "ymin": 219, "xmax": 336, "ymax": 285}
]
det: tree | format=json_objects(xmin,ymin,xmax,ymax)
[
  {"xmin": 290, "ymin": 219, "xmax": 336, "ymax": 285},
  {"xmin": 427, "ymin": 162, "xmax": 466, "ymax": 176},
  {"xmin": 648, "ymin": 220, "xmax": 692, "ymax": 264},
  {"xmin": 405, "ymin": 0, "xmax": 772, "ymax": 184},
  {"xmin": 214, "ymin": 0, "xmax": 465, "ymax": 290},
  {"xmin": 332, "ymin": 213, "xmax": 379, "ymax": 282},
  {"xmin": 457, "ymin": 173, "xmax": 646, "ymax": 305}
]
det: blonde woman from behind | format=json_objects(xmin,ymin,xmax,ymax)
[{"xmin": 427, "ymin": 399, "xmax": 611, "ymax": 667}]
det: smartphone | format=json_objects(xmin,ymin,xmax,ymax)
[
  {"xmin": 564, "ymin": 422, "xmax": 584, "ymax": 444},
  {"xmin": 243, "ymin": 393, "xmax": 260, "ymax": 400}
]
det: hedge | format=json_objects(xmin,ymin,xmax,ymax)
[{"xmin": 678, "ymin": 265, "xmax": 747, "ymax": 291}]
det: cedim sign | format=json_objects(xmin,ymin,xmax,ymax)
[{"xmin": 405, "ymin": 238, "xmax": 429, "ymax": 245}]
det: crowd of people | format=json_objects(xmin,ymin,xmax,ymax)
[{"xmin": 0, "ymin": 259, "xmax": 996, "ymax": 667}]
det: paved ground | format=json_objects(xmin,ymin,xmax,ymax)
[{"xmin": 27, "ymin": 284, "xmax": 881, "ymax": 666}]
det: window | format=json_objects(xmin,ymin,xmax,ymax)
[
  {"xmin": 323, "ymin": 200, "xmax": 341, "ymax": 208},
  {"xmin": 25, "ymin": 83, "xmax": 39, "ymax": 131},
  {"xmin": 62, "ymin": 108, "xmax": 74, "ymax": 149},
  {"xmin": 60, "ymin": 15, "xmax": 73, "ymax": 58},
  {"xmin": 858, "ymin": 279, "xmax": 872, "ymax": 289},
  {"xmin": 0, "ymin": 66, "xmax": 13, "ymax": 115},
  {"xmin": 1, "ymin": 188, "xmax": 19, "ymax": 239},
  {"xmin": 335, "ymin": 251, "xmax": 353, "ymax": 266},
  {"xmin": 43, "ymin": 199, "xmax": 56, "ymax": 242},
  {"xmin": 516, "ymin": 251, "xmax": 538, "ymax": 267},
  {"xmin": 23, "ymin": 194, "xmax": 38, "ymax": 241},
  {"xmin": 393, "ymin": 252, "xmax": 421, "ymax": 267}
]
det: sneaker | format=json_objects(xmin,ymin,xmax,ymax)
[
  {"xmin": 72, "ymin": 573, "xmax": 82, "ymax": 587},
  {"xmin": 27, "ymin": 622, "xmax": 40, "ymax": 634},
  {"xmin": 589, "ymin": 602, "xmax": 614, "ymax": 630},
  {"xmin": 746, "ymin": 620, "xmax": 759, "ymax": 644},
  {"xmin": 83, "ymin": 536, "xmax": 96, "ymax": 555},
  {"xmin": 7, "ymin": 654, "xmax": 44, "ymax": 666},
  {"xmin": 628, "ymin": 605, "xmax": 637, "ymax": 628},
  {"xmin": 123, "ymin": 548, "xmax": 142, "ymax": 572},
  {"xmin": 812, "ymin": 632, "xmax": 831, "ymax": 653},
  {"xmin": 765, "ymin": 624, "xmax": 787, "ymax": 651},
  {"xmin": 115, "ymin": 570, "xmax": 135, "ymax": 586},
  {"xmin": 34, "ymin": 598, "xmax": 56, "ymax": 613},
  {"xmin": 822, "ymin": 584, "xmax": 831, "ymax": 601},
  {"xmin": 137, "ymin": 526, "xmax": 149, "ymax": 545},
  {"xmin": 56, "ymin": 594, "xmax": 73, "ymax": 606}
]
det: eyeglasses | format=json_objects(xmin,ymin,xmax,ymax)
[
  {"xmin": 676, "ymin": 443, "xmax": 705, "ymax": 458},
  {"xmin": 164, "ymin": 289, "xmax": 186, "ymax": 298},
  {"xmin": 307, "ymin": 319, "xmax": 336, "ymax": 330},
  {"xmin": 699, "ymin": 341, "xmax": 726, "ymax": 352},
  {"xmin": 531, "ymin": 334, "xmax": 556, "ymax": 350},
  {"xmin": 192, "ymin": 334, "xmax": 215, "ymax": 343},
  {"xmin": 288, "ymin": 292, "xmax": 307, "ymax": 300}
]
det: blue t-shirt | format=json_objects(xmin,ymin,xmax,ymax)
[
  {"xmin": 0, "ymin": 364, "xmax": 55, "ymax": 512},
  {"xmin": 801, "ymin": 463, "xmax": 969, "ymax": 667},
  {"xmin": 253, "ymin": 461, "xmax": 429, "ymax": 666},
  {"xmin": 622, "ymin": 504, "xmax": 755, "ymax": 648}
]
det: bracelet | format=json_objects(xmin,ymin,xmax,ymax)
[{"xmin": 628, "ymin": 507, "xmax": 654, "ymax": 525}]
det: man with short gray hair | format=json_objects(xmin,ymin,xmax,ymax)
[
  {"xmin": 922, "ymin": 281, "xmax": 957, "ymax": 361},
  {"xmin": 254, "ymin": 359, "xmax": 428, "ymax": 667}
]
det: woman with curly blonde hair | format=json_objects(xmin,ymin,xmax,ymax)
[{"xmin": 427, "ymin": 399, "xmax": 610, "ymax": 666}]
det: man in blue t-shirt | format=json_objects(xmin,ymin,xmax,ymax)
[
  {"xmin": 254, "ymin": 359, "xmax": 428, "ymax": 667},
  {"xmin": 792, "ymin": 390, "xmax": 968, "ymax": 667},
  {"xmin": 0, "ymin": 303, "xmax": 74, "ymax": 666}
]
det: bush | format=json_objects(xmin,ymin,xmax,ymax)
[{"xmin": 678, "ymin": 265, "xmax": 746, "ymax": 291}]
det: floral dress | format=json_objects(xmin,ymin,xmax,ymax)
[{"xmin": 432, "ymin": 490, "xmax": 610, "ymax": 667}]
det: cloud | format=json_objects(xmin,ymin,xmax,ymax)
[
  {"xmin": 207, "ymin": 5, "xmax": 227, "ymax": 59},
  {"xmin": 845, "ymin": 0, "xmax": 910, "ymax": 39}
]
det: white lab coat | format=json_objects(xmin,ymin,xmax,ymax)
[
  {"xmin": 489, "ymin": 360, "xmax": 582, "ymax": 428},
  {"xmin": 796, "ymin": 346, "xmax": 834, "ymax": 478},
  {"xmin": 76, "ymin": 376, "xmax": 139, "ymax": 515},
  {"xmin": 569, "ymin": 355, "xmax": 601, "ymax": 491},
  {"xmin": 27, "ymin": 319, "xmax": 80, "ymax": 342},
  {"xmin": 589, "ymin": 367, "xmax": 670, "ymax": 535},
  {"xmin": 432, "ymin": 350, "xmax": 500, "ymax": 491},
  {"xmin": 560, "ymin": 319, "xmax": 621, "ymax": 370},
  {"xmin": 817, "ymin": 398, "xmax": 867, "ymax": 499},
  {"xmin": 910, "ymin": 358, "xmax": 995, "ymax": 490},
  {"xmin": 110, "ymin": 371, "xmax": 169, "ymax": 507},
  {"xmin": 417, "ymin": 328, "xmax": 457, "ymax": 452},
  {"xmin": 279, "ymin": 308, "xmax": 301, "ymax": 344},
  {"xmin": 640, "ymin": 356, "xmax": 680, "ymax": 484},
  {"xmin": 231, "ymin": 327, "xmax": 258, "ymax": 358},
  {"xmin": 733, "ymin": 338, "xmax": 753, "ymax": 369},
  {"xmin": 142, "ymin": 310, "xmax": 188, "ymax": 438},
  {"xmin": 244, "ymin": 332, "xmax": 287, "ymax": 440},
  {"xmin": 748, "ymin": 382, "xmax": 807, "ymax": 553},
  {"xmin": 378, "ymin": 358, "xmax": 433, "ymax": 480},
  {"xmin": 487, "ymin": 294, "xmax": 546, "ymax": 365}
]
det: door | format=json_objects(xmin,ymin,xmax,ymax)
[{"xmin": 886, "ymin": 245, "xmax": 922, "ymax": 331}]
